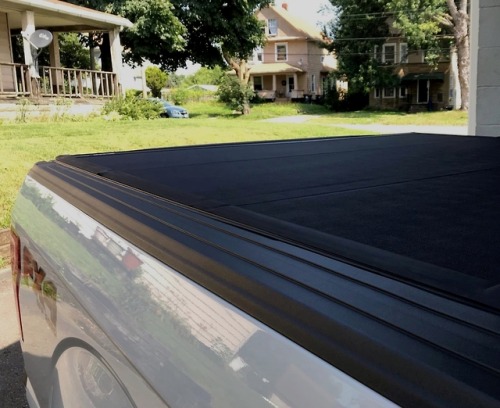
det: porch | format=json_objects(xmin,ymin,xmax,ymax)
[
  {"xmin": 0, "ymin": 0, "xmax": 132, "ymax": 100},
  {"xmin": 0, "ymin": 62, "xmax": 118, "ymax": 98},
  {"xmin": 250, "ymin": 63, "xmax": 307, "ymax": 102}
]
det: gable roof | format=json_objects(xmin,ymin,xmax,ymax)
[
  {"xmin": 0, "ymin": 0, "xmax": 132, "ymax": 30},
  {"xmin": 265, "ymin": 5, "xmax": 325, "ymax": 41}
]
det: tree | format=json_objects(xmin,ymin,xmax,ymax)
[
  {"xmin": 63, "ymin": 0, "xmax": 186, "ymax": 71},
  {"xmin": 168, "ymin": 0, "xmax": 271, "ymax": 114},
  {"xmin": 216, "ymin": 75, "xmax": 255, "ymax": 114},
  {"xmin": 145, "ymin": 66, "xmax": 168, "ymax": 97},
  {"xmin": 326, "ymin": 1, "xmax": 395, "ymax": 94},
  {"xmin": 64, "ymin": 0, "xmax": 271, "ymax": 113},
  {"xmin": 388, "ymin": 0, "xmax": 470, "ymax": 110},
  {"xmin": 183, "ymin": 67, "xmax": 226, "ymax": 87},
  {"xmin": 328, "ymin": 1, "xmax": 470, "ymax": 110}
]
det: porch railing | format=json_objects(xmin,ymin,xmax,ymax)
[
  {"xmin": 0, "ymin": 62, "xmax": 31, "ymax": 96},
  {"xmin": 39, "ymin": 66, "xmax": 118, "ymax": 98},
  {"xmin": 0, "ymin": 62, "xmax": 118, "ymax": 98}
]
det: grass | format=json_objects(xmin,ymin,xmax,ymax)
[
  {"xmin": 312, "ymin": 109, "xmax": 468, "ymax": 126},
  {"xmin": 0, "ymin": 101, "xmax": 468, "ymax": 230}
]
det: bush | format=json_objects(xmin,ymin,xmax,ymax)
[
  {"xmin": 145, "ymin": 66, "xmax": 168, "ymax": 98},
  {"xmin": 102, "ymin": 96, "xmax": 163, "ymax": 120},
  {"xmin": 216, "ymin": 76, "xmax": 254, "ymax": 114},
  {"xmin": 169, "ymin": 88, "xmax": 189, "ymax": 105},
  {"xmin": 126, "ymin": 89, "xmax": 143, "ymax": 99}
]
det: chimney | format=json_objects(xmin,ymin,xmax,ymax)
[{"xmin": 282, "ymin": 3, "xmax": 288, "ymax": 10}]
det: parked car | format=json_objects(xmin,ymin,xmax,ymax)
[{"xmin": 149, "ymin": 98, "xmax": 189, "ymax": 118}]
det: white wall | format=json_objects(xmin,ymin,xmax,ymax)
[{"xmin": 469, "ymin": 0, "xmax": 500, "ymax": 136}]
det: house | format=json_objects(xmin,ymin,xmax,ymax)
[
  {"xmin": 250, "ymin": 3, "xmax": 336, "ymax": 101},
  {"xmin": 0, "ymin": 0, "xmax": 132, "ymax": 99},
  {"xmin": 370, "ymin": 33, "xmax": 458, "ymax": 111}
]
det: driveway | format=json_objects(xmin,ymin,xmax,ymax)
[{"xmin": 0, "ymin": 266, "xmax": 29, "ymax": 408}]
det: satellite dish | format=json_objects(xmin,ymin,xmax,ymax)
[{"xmin": 29, "ymin": 29, "xmax": 53, "ymax": 49}]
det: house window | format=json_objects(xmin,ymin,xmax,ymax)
[
  {"xmin": 374, "ymin": 45, "xmax": 381, "ymax": 62},
  {"xmin": 374, "ymin": 88, "xmax": 381, "ymax": 98},
  {"xmin": 253, "ymin": 47, "xmax": 263, "ymax": 63},
  {"xmin": 399, "ymin": 86, "xmax": 407, "ymax": 98},
  {"xmin": 253, "ymin": 76, "xmax": 263, "ymax": 91},
  {"xmin": 268, "ymin": 19, "xmax": 278, "ymax": 36},
  {"xmin": 399, "ymin": 43, "xmax": 408, "ymax": 63},
  {"xmin": 383, "ymin": 88, "xmax": 395, "ymax": 98},
  {"xmin": 382, "ymin": 44, "xmax": 396, "ymax": 64},
  {"xmin": 276, "ymin": 43, "xmax": 288, "ymax": 61},
  {"xmin": 311, "ymin": 74, "xmax": 316, "ymax": 93}
]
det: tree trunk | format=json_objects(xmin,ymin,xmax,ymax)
[
  {"xmin": 455, "ymin": 31, "xmax": 469, "ymax": 110},
  {"xmin": 447, "ymin": 0, "xmax": 470, "ymax": 110}
]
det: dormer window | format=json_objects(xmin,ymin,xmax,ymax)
[{"xmin": 268, "ymin": 19, "xmax": 278, "ymax": 36}]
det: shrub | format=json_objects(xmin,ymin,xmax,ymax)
[
  {"xmin": 145, "ymin": 66, "xmax": 168, "ymax": 98},
  {"xmin": 169, "ymin": 88, "xmax": 189, "ymax": 105},
  {"xmin": 102, "ymin": 96, "xmax": 163, "ymax": 120},
  {"xmin": 216, "ymin": 76, "xmax": 254, "ymax": 114},
  {"xmin": 126, "ymin": 89, "xmax": 143, "ymax": 99}
]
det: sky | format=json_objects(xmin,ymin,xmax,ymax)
[{"xmin": 276, "ymin": 0, "xmax": 334, "ymax": 27}]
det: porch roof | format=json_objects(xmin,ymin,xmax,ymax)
[
  {"xmin": 401, "ymin": 72, "xmax": 445, "ymax": 82},
  {"xmin": 0, "ymin": 0, "xmax": 132, "ymax": 31},
  {"xmin": 249, "ymin": 63, "xmax": 304, "ymax": 75}
]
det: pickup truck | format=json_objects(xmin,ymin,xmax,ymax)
[{"xmin": 10, "ymin": 133, "xmax": 500, "ymax": 408}]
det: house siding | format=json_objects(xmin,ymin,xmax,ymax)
[
  {"xmin": 370, "ymin": 37, "xmax": 452, "ymax": 110},
  {"xmin": 0, "ymin": 12, "xmax": 15, "ymax": 91},
  {"xmin": 252, "ymin": 6, "xmax": 336, "ymax": 99}
]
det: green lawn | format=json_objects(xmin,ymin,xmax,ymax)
[{"xmin": 0, "ymin": 101, "xmax": 468, "ymax": 233}]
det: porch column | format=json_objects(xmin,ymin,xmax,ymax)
[
  {"xmin": 49, "ymin": 32, "xmax": 62, "ymax": 93},
  {"xmin": 294, "ymin": 73, "xmax": 298, "ymax": 97},
  {"xmin": 109, "ymin": 27, "xmax": 124, "ymax": 95},
  {"xmin": 21, "ymin": 11, "xmax": 36, "ymax": 78}
]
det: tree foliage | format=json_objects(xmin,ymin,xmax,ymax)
[
  {"xmin": 145, "ymin": 66, "xmax": 168, "ymax": 97},
  {"xmin": 183, "ymin": 67, "xmax": 226, "ymax": 87},
  {"xmin": 326, "ymin": 1, "xmax": 395, "ymax": 93},
  {"xmin": 328, "ymin": 0, "xmax": 469, "ymax": 109},
  {"xmin": 64, "ymin": 0, "xmax": 270, "ymax": 70},
  {"xmin": 217, "ymin": 76, "xmax": 255, "ymax": 115},
  {"xmin": 64, "ymin": 0, "xmax": 271, "ymax": 114},
  {"xmin": 387, "ymin": 0, "xmax": 470, "ymax": 109}
]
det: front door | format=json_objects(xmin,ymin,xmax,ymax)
[
  {"xmin": 417, "ymin": 79, "xmax": 429, "ymax": 103},
  {"xmin": 287, "ymin": 76, "xmax": 295, "ymax": 97}
]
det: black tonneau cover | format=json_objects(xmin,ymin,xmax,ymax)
[{"xmin": 58, "ymin": 133, "xmax": 500, "ymax": 312}]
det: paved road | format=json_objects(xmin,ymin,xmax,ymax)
[{"xmin": 0, "ymin": 266, "xmax": 29, "ymax": 408}]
